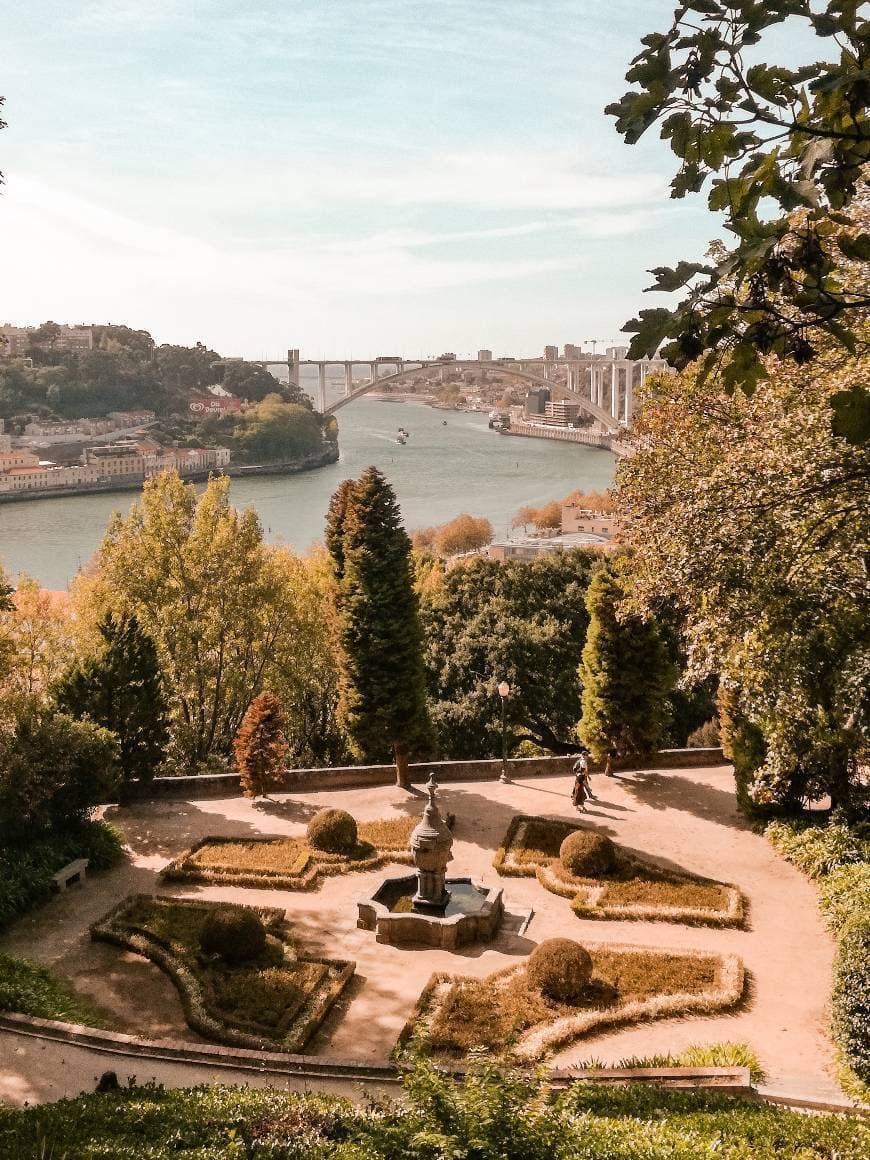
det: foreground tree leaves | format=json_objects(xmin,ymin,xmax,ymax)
[{"xmin": 607, "ymin": 1, "xmax": 869, "ymax": 430}]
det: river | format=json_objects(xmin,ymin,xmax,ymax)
[{"xmin": 0, "ymin": 399, "xmax": 615, "ymax": 589}]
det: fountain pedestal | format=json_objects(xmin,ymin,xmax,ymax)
[
  {"xmin": 409, "ymin": 783, "xmax": 453, "ymax": 912},
  {"xmin": 356, "ymin": 777, "xmax": 504, "ymax": 951}
]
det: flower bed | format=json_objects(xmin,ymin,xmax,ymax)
[
  {"xmin": 399, "ymin": 944, "xmax": 744, "ymax": 1062},
  {"xmin": 494, "ymin": 815, "xmax": 744, "ymax": 926},
  {"xmin": 91, "ymin": 895, "xmax": 354, "ymax": 1051},
  {"xmin": 162, "ymin": 816, "xmax": 418, "ymax": 891}
]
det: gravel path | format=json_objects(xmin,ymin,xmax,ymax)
[{"xmin": 0, "ymin": 766, "xmax": 843, "ymax": 1106}]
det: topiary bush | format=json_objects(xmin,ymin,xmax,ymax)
[
  {"xmin": 199, "ymin": 908, "xmax": 267, "ymax": 966},
  {"xmin": 832, "ymin": 915, "xmax": 870, "ymax": 1084},
  {"xmin": 559, "ymin": 829, "xmax": 616, "ymax": 877},
  {"xmin": 526, "ymin": 938, "xmax": 592, "ymax": 1003},
  {"xmin": 307, "ymin": 808, "xmax": 358, "ymax": 855}
]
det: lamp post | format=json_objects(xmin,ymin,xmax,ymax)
[{"xmin": 497, "ymin": 680, "xmax": 510, "ymax": 783}]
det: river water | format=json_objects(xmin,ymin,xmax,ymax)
[{"xmin": 0, "ymin": 399, "xmax": 615, "ymax": 589}]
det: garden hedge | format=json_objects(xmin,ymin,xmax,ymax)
[
  {"xmin": 4, "ymin": 1068, "xmax": 866, "ymax": 1160},
  {"xmin": 0, "ymin": 820, "xmax": 123, "ymax": 930},
  {"xmin": 766, "ymin": 819, "xmax": 870, "ymax": 1094},
  {"xmin": 832, "ymin": 915, "xmax": 870, "ymax": 1085}
]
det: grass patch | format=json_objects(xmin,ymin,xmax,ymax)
[
  {"xmin": 187, "ymin": 836, "xmax": 311, "ymax": 875},
  {"xmin": 402, "ymin": 944, "xmax": 743, "ymax": 1062},
  {"xmin": 600, "ymin": 877, "xmax": 730, "ymax": 911},
  {"xmin": 358, "ymin": 815, "xmax": 418, "ymax": 850},
  {"xmin": 505, "ymin": 817, "xmax": 578, "ymax": 866},
  {"xmin": 495, "ymin": 815, "xmax": 743, "ymax": 926},
  {"xmin": 0, "ymin": 953, "xmax": 116, "ymax": 1028},
  {"xmin": 163, "ymin": 816, "xmax": 417, "ymax": 891},
  {"xmin": 91, "ymin": 895, "xmax": 354, "ymax": 1051},
  {"xmin": 577, "ymin": 1041, "xmax": 767, "ymax": 1085}
]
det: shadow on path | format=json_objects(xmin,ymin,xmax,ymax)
[
  {"xmin": 617, "ymin": 770, "xmax": 748, "ymax": 830},
  {"xmin": 104, "ymin": 799, "xmax": 267, "ymax": 858}
]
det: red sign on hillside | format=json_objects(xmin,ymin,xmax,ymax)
[{"xmin": 188, "ymin": 393, "xmax": 243, "ymax": 417}]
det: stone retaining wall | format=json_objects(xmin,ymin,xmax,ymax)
[
  {"xmin": 140, "ymin": 748, "xmax": 724, "ymax": 800},
  {"xmin": 0, "ymin": 1011, "xmax": 752, "ymax": 1094}
]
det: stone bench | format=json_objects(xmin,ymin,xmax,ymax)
[{"xmin": 51, "ymin": 858, "xmax": 89, "ymax": 892}]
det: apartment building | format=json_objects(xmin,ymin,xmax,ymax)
[
  {"xmin": 0, "ymin": 324, "xmax": 94, "ymax": 357},
  {"xmin": 0, "ymin": 441, "xmax": 232, "ymax": 495},
  {"xmin": 561, "ymin": 505, "xmax": 620, "ymax": 540}
]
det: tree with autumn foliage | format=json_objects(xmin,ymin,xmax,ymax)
[
  {"xmin": 233, "ymin": 693, "xmax": 289, "ymax": 798},
  {"xmin": 617, "ymin": 329, "xmax": 870, "ymax": 818},
  {"xmin": 74, "ymin": 472, "xmax": 304, "ymax": 770},
  {"xmin": 0, "ymin": 575, "xmax": 73, "ymax": 714},
  {"xmin": 326, "ymin": 468, "xmax": 431, "ymax": 789},
  {"xmin": 412, "ymin": 514, "xmax": 494, "ymax": 558}
]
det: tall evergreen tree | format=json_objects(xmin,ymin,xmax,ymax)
[
  {"xmin": 578, "ymin": 564, "xmax": 675, "ymax": 772},
  {"xmin": 233, "ymin": 692, "xmax": 288, "ymax": 799},
  {"xmin": 54, "ymin": 613, "xmax": 168, "ymax": 792},
  {"xmin": 326, "ymin": 467, "xmax": 431, "ymax": 788}
]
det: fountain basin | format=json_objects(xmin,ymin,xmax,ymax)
[{"xmin": 357, "ymin": 875, "xmax": 504, "ymax": 950}]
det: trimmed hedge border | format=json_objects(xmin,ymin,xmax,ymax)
[
  {"xmin": 832, "ymin": 917, "xmax": 870, "ymax": 1084},
  {"xmin": 162, "ymin": 834, "xmax": 414, "ymax": 892},
  {"xmin": 90, "ymin": 895, "xmax": 354, "ymax": 1052},
  {"xmin": 494, "ymin": 815, "xmax": 744, "ymax": 927},
  {"xmin": 399, "ymin": 946, "xmax": 745, "ymax": 1063}
]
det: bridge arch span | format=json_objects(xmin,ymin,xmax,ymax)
[{"xmin": 322, "ymin": 361, "xmax": 619, "ymax": 432}]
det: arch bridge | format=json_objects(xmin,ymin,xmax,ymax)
[
  {"xmin": 324, "ymin": 360, "xmax": 620, "ymax": 430},
  {"xmin": 252, "ymin": 351, "xmax": 667, "ymax": 429}
]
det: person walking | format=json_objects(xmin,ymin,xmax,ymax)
[{"xmin": 571, "ymin": 751, "xmax": 593, "ymax": 810}]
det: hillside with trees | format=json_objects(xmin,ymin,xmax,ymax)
[{"xmin": 0, "ymin": 322, "xmax": 314, "ymax": 425}]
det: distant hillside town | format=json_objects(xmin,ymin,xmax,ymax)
[{"xmin": 0, "ymin": 322, "xmax": 337, "ymax": 497}]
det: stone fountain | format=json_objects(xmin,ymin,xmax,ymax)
[{"xmin": 357, "ymin": 775, "xmax": 504, "ymax": 950}]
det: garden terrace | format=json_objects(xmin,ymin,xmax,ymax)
[
  {"xmin": 400, "ymin": 945, "xmax": 743, "ymax": 1062},
  {"xmin": 0, "ymin": 766, "xmax": 848, "ymax": 1106},
  {"xmin": 494, "ymin": 815, "xmax": 744, "ymax": 926},
  {"xmin": 162, "ymin": 816, "xmax": 418, "ymax": 890},
  {"xmin": 91, "ymin": 895, "xmax": 353, "ymax": 1051}
]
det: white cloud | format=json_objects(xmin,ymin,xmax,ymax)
[
  {"xmin": 0, "ymin": 175, "xmax": 582, "ymax": 350},
  {"xmin": 157, "ymin": 152, "xmax": 667, "ymax": 216}
]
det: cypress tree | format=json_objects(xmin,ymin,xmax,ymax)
[
  {"xmin": 54, "ymin": 613, "xmax": 168, "ymax": 793},
  {"xmin": 578, "ymin": 564, "xmax": 674, "ymax": 772},
  {"xmin": 326, "ymin": 467, "xmax": 431, "ymax": 789},
  {"xmin": 233, "ymin": 692, "xmax": 288, "ymax": 798}
]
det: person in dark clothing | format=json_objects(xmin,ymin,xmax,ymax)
[{"xmin": 571, "ymin": 751, "xmax": 594, "ymax": 810}]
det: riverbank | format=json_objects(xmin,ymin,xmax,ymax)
[
  {"xmin": 0, "ymin": 443, "xmax": 339, "ymax": 505},
  {"xmin": 500, "ymin": 418, "xmax": 613, "ymax": 449},
  {"xmin": 0, "ymin": 400, "xmax": 615, "ymax": 588}
]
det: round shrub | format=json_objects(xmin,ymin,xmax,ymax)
[
  {"xmin": 199, "ymin": 908, "xmax": 267, "ymax": 965},
  {"xmin": 527, "ymin": 938, "xmax": 593, "ymax": 1002},
  {"xmin": 307, "ymin": 808, "xmax": 358, "ymax": 854},
  {"xmin": 559, "ymin": 829, "xmax": 616, "ymax": 877}
]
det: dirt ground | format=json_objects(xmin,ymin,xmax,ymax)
[{"xmin": 0, "ymin": 765, "xmax": 844, "ymax": 1105}]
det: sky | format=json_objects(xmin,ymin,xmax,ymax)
[{"xmin": 0, "ymin": 1, "xmax": 790, "ymax": 359}]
